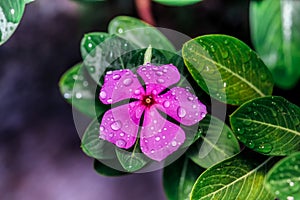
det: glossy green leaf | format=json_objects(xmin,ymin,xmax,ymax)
[
  {"xmin": 81, "ymin": 118, "xmax": 116, "ymax": 159},
  {"xmin": 94, "ymin": 159, "xmax": 127, "ymax": 176},
  {"xmin": 153, "ymin": 0, "xmax": 201, "ymax": 6},
  {"xmin": 190, "ymin": 151, "xmax": 276, "ymax": 200},
  {"xmin": 0, "ymin": 0, "xmax": 25, "ymax": 45},
  {"xmin": 250, "ymin": 0, "xmax": 300, "ymax": 89},
  {"xmin": 115, "ymin": 148, "xmax": 150, "ymax": 172},
  {"xmin": 182, "ymin": 34, "xmax": 274, "ymax": 105},
  {"xmin": 59, "ymin": 63, "xmax": 107, "ymax": 117},
  {"xmin": 188, "ymin": 115, "xmax": 240, "ymax": 169},
  {"xmin": 108, "ymin": 16, "xmax": 175, "ymax": 52},
  {"xmin": 265, "ymin": 152, "xmax": 300, "ymax": 199},
  {"xmin": 230, "ymin": 96, "xmax": 300, "ymax": 155},
  {"xmin": 163, "ymin": 156, "xmax": 204, "ymax": 200}
]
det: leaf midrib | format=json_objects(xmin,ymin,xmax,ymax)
[
  {"xmin": 196, "ymin": 157, "xmax": 273, "ymax": 199},
  {"xmin": 201, "ymin": 135, "xmax": 229, "ymax": 157}
]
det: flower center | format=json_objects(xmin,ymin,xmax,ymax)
[{"xmin": 142, "ymin": 95, "xmax": 155, "ymax": 107}]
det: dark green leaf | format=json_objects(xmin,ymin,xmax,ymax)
[
  {"xmin": 188, "ymin": 115, "xmax": 240, "ymax": 168},
  {"xmin": 115, "ymin": 147, "xmax": 150, "ymax": 172},
  {"xmin": 0, "ymin": 0, "xmax": 25, "ymax": 45},
  {"xmin": 81, "ymin": 118, "xmax": 116, "ymax": 159},
  {"xmin": 94, "ymin": 159, "xmax": 127, "ymax": 177},
  {"xmin": 230, "ymin": 96, "xmax": 300, "ymax": 155},
  {"xmin": 250, "ymin": 0, "xmax": 300, "ymax": 89},
  {"xmin": 108, "ymin": 16, "xmax": 175, "ymax": 52},
  {"xmin": 265, "ymin": 152, "xmax": 300, "ymax": 199},
  {"xmin": 182, "ymin": 34, "xmax": 274, "ymax": 105},
  {"xmin": 59, "ymin": 63, "xmax": 107, "ymax": 117},
  {"xmin": 153, "ymin": 0, "xmax": 202, "ymax": 6},
  {"xmin": 163, "ymin": 156, "xmax": 204, "ymax": 200},
  {"xmin": 190, "ymin": 150, "xmax": 276, "ymax": 200}
]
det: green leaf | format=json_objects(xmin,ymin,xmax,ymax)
[
  {"xmin": 182, "ymin": 34, "xmax": 274, "ymax": 105},
  {"xmin": 115, "ymin": 147, "xmax": 150, "ymax": 172},
  {"xmin": 190, "ymin": 151, "xmax": 276, "ymax": 200},
  {"xmin": 163, "ymin": 156, "xmax": 204, "ymax": 200},
  {"xmin": 0, "ymin": 0, "xmax": 25, "ymax": 45},
  {"xmin": 250, "ymin": 0, "xmax": 300, "ymax": 89},
  {"xmin": 188, "ymin": 115, "xmax": 240, "ymax": 168},
  {"xmin": 24, "ymin": 0, "xmax": 35, "ymax": 4},
  {"xmin": 94, "ymin": 159, "xmax": 127, "ymax": 176},
  {"xmin": 230, "ymin": 96, "xmax": 300, "ymax": 155},
  {"xmin": 108, "ymin": 16, "xmax": 175, "ymax": 52},
  {"xmin": 265, "ymin": 152, "xmax": 300, "ymax": 199},
  {"xmin": 153, "ymin": 0, "xmax": 202, "ymax": 6},
  {"xmin": 59, "ymin": 63, "xmax": 107, "ymax": 117},
  {"xmin": 81, "ymin": 118, "xmax": 116, "ymax": 159}
]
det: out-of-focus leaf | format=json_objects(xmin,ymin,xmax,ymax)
[
  {"xmin": 153, "ymin": 0, "xmax": 201, "ymax": 6},
  {"xmin": 265, "ymin": 152, "xmax": 300, "ymax": 199},
  {"xmin": 0, "ymin": 0, "xmax": 25, "ymax": 45},
  {"xmin": 163, "ymin": 156, "xmax": 204, "ymax": 200},
  {"xmin": 230, "ymin": 96, "xmax": 300, "ymax": 155},
  {"xmin": 183, "ymin": 34, "xmax": 273, "ymax": 105},
  {"xmin": 188, "ymin": 115, "xmax": 240, "ymax": 168},
  {"xmin": 250, "ymin": 0, "xmax": 300, "ymax": 89},
  {"xmin": 94, "ymin": 159, "xmax": 127, "ymax": 176}
]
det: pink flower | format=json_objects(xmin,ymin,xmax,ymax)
[{"xmin": 99, "ymin": 63, "xmax": 207, "ymax": 161}]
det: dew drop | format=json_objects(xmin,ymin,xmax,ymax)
[
  {"xmin": 163, "ymin": 69, "xmax": 168, "ymax": 73},
  {"xmin": 100, "ymin": 126, "xmax": 105, "ymax": 132},
  {"xmin": 123, "ymin": 78, "xmax": 133, "ymax": 86},
  {"xmin": 227, "ymin": 133, "xmax": 232, "ymax": 139},
  {"xmin": 177, "ymin": 107, "xmax": 187, "ymax": 118},
  {"xmin": 107, "ymin": 98, "xmax": 113, "ymax": 103},
  {"xmin": 120, "ymin": 132, "xmax": 125, "ymax": 137},
  {"xmin": 188, "ymin": 96, "xmax": 194, "ymax": 101},
  {"xmin": 106, "ymin": 71, "xmax": 113, "ymax": 75},
  {"xmin": 88, "ymin": 66, "xmax": 95, "ymax": 73},
  {"xmin": 151, "ymin": 149, "xmax": 155, "ymax": 154},
  {"xmin": 117, "ymin": 28, "xmax": 123, "ymax": 33},
  {"xmin": 156, "ymin": 71, "xmax": 163, "ymax": 76},
  {"xmin": 134, "ymin": 89, "xmax": 141, "ymax": 95},
  {"xmin": 247, "ymin": 141, "xmax": 255, "ymax": 149},
  {"xmin": 155, "ymin": 137, "xmax": 160, "ymax": 141},
  {"xmin": 221, "ymin": 50, "xmax": 228, "ymax": 59},
  {"xmin": 113, "ymin": 74, "xmax": 121, "ymax": 80},
  {"xmin": 257, "ymin": 143, "xmax": 272, "ymax": 154},
  {"xmin": 108, "ymin": 133, "xmax": 114, "ymax": 138},
  {"xmin": 64, "ymin": 93, "xmax": 71, "ymax": 99},
  {"xmin": 100, "ymin": 91, "xmax": 107, "ymax": 99},
  {"xmin": 171, "ymin": 141, "xmax": 177, "ymax": 147},
  {"xmin": 157, "ymin": 78, "xmax": 165, "ymax": 84},
  {"xmin": 111, "ymin": 120, "xmax": 122, "ymax": 131},
  {"xmin": 243, "ymin": 120, "xmax": 252, "ymax": 126},
  {"xmin": 75, "ymin": 92, "xmax": 82, "ymax": 99},
  {"xmin": 116, "ymin": 139, "xmax": 126, "ymax": 148},
  {"xmin": 223, "ymin": 82, "xmax": 227, "ymax": 88},
  {"xmin": 260, "ymin": 73, "xmax": 267, "ymax": 81},
  {"xmin": 237, "ymin": 128, "xmax": 244, "ymax": 134},
  {"xmin": 224, "ymin": 39, "xmax": 229, "ymax": 45},
  {"xmin": 163, "ymin": 101, "xmax": 170, "ymax": 108}
]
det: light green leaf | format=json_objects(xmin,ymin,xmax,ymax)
[
  {"xmin": 190, "ymin": 151, "xmax": 276, "ymax": 200},
  {"xmin": 182, "ymin": 34, "xmax": 274, "ymax": 105},
  {"xmin": 81, "ymin": 119, "xmax": 116, "ymax": 159},
  {"xmin": 59, "ymin": 63, "xmax": 108, "ymax": 117},
  {"xmin": 24, "ymin": 0, "xmax": 35, "ymax": 4},
  {"xmin": 0, "ymin": 0, "xmax": 25, "ymax": 45},
  {"xmin": 265, "ymin": 152, "xmax": 300, "ymax": 199},
  {"xmin": 250, "ymin": 0, "xmax": 300, "ymax": 89},
  {"xmin": 153, "ymin": 0, "xmax": 202, "ymax": 6},
  {"xmin": 188, "ymin": 115, "xmax": 240, "ymax": 168},
  {"xmin": 108, "ymin": 16, "xmax": 175, "ymax": 52},
  {"xmin": 163, "ymin": 156, "xmax": 204, "ymax": 200},
  {"xmin": 230, "ymin": 96, "xmax": 300, "ymax": 155},
  {"xmin": 94, "ymin": 159, "xmax": 127, "ymax": 177},
  {"xmin": 115, "ymin": 148, "xmax": 150, "ymax": 172}
]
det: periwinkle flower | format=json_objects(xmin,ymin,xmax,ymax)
[{"xmin": 99, "ymin": 63, "xmax": 207, "ymax": 161}]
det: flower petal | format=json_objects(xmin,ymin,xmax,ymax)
[
  {"xmin": 137, "ymin": 64, "xmax": 180, "ymax": 94},
  {"xmin": 156, "ymin": 87, "xmax": 207, "ymax": 126},
  {"xmin": 99, "ymin": 103, "xmax": 142, "ymax": 149},
  {"xmin": 99, "ymin": 69, "xmax": 145, "ymax": 104},
  {"xmin": 140, "ymin": 107, "xmax": 185, "ymax": 161}
]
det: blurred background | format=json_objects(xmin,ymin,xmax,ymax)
[{"xmin": 0, "ymin": 0, "xmax": 298, "ymax": 199}]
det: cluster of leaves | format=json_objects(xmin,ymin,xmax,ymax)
[
  {"xmin": 59, "ymin": 15, "xmax": 300, "ymax": 200},
  {"xmin": 0, "ymin": 0, "xmax": 34, "ymax": 46}
]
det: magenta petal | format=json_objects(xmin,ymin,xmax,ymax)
[
  {"xmin": 137, "ymin": 64, "xmax": 180, "ymax": 94},
  {"xmin": 99, "ymin": 103, "xmax": 141, "ymax": 149},
  {"xmin": 140, "ymin": 107, "xmax": 185, "ymax": 161},
  {"xmin": 156, "ymin": 87, "xmax": 207, "ymax": 126},
  {"xmin": 99, "ymin": 69, "xmax": 145, "ymax": 104}
]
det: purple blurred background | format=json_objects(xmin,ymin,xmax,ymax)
[{"xmin": 0, "ymin": 0, "xmax": 297, "ymax": 200}]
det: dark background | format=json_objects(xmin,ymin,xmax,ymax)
[{"xmin": 0, "ymin": 0, "xmax": 298, "ymax": 199}]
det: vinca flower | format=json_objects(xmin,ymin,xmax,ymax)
[{"xmin": 98, "ymin": 63, "xmax": 207, "ymax": 161}]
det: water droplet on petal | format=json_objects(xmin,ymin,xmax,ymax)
[
  {"xmin": 100, "ymin": 126, "xmax": 105, "ymax": 132},
  {"xmin": 171, "ymin": 141, "xmax": 177, "ymax": 147},
  {"xmin": 64, "ymin": 93, "xmax": 71, "ymax": 99},
  {"xmin": 123, "ymin": 78, "xmax": 133, "ymax": 86},
  {"xmin": 177, "ymin": 107, "xmax": 187, "ymax": 118},
  {"xmin": 188, "ymin": 96, "xmax": 194, "ymax": 101},
  {"xmin": 100, "ymin": 91, "xmax": 107, "ymax": 99},
  {"xmin": 156, "ymin": 71, "xmax": 163, "ymax": 76},
  {"xmin": 163, "ymin": 101, "xmax": 170, "ymax": 108},
  {"xmin": 75, "ymin": 93, "xmax": 82, "ymax": 99},
  {"xmin": 116, "ymin": 139, "xmax": 126, "ymax": 148},
  {"xmin": 157, "ymin": 78, "xmax": 165, "ymax": 84},
  {"xmin": 107, "ymin": 98, "xmax": 112, "ymax": 103},
  {"xmin": 155, "ymin": 137, "xmax": 160, "ymax": 141},
  {"xmin": 106, "ymin": 71, "xmax": 113, "ymax": 75},
  {"xmin": 113, "ymin": 74, "xmax": 121, "ymax": 80},
  {"xmin": 111, "ymin": 120, "xmax": 122, "ymax": 131},
  {"xmin": 117, "ymin": 27, "xmax": 124, "ymax": 33},
  {"xmin": 134, "ymin": 89, "xmax": 141, "ymax": 95},
  {"xmin": 151, "ymin": 149, "xmax": 155, "ymax": 154}
]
